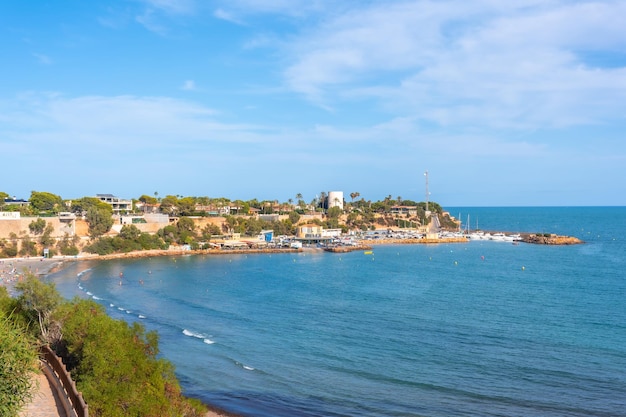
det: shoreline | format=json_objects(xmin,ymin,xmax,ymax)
[
  {"xmin": 0, "ymin": 255, "xmax": 239, "ymax": 417},
  {"xmin": 1, "ymin": 232, "xmax": 581, "ymax": 417}
]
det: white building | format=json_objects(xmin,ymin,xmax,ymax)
[
  {"xmin": 327, "ymin": 191, "xmax": 344, "ymax": 210},
  {"xmin": 96, "ymin": 194, "xmax": 133, "ymax": 214}
]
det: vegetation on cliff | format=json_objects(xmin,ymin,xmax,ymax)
[
  {"xmin": 1, "ymin": 275, "xmax": 207, "ymax": 417},
  {"xmin": 0, "ymin": 287, "xmax": 39, "ymax": 417},
  {"xmin": 2, "ymin": 189, "xmax": 462, "ymax": 257}
]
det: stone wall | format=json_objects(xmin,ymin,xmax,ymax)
[
  {"xmin": 0, "ymin": 217, "xmax": 74, "ymax": 239},
  {"xmin": 0, "ymin": 217, "xmax": 229, "ymax": 240}
]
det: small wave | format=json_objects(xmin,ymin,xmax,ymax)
[
  {"xmin": 117, "ymin": 307, "xmax": 125, "ymax": 311},
  {"xmin": 92, "ymin": 295, "xmax": 101, "ymax": 300},
  {"xmin": 138, "ymin": 315, "xmax": 146, "ymax": 319},
  {"xmin": 76, "ymin": 268, "xmax": 92, "ymax": 277},
  {"xmin": 86, "ymin": 291, "xmax": 93, "ymax": 296},
  {"xmin": 109, "ymin": 303, "xmax": 115, "ymax": 307},
  {"xmin": 126, "ymin": 310, "xmax": 132, "ymax": 314},
  {"xmin": 203, "ymin": 339, "xmax": 215, "ymax": 345},
  {"xmin": 182, "ymin": 329, "xmax": 205, "ymax": 339}
]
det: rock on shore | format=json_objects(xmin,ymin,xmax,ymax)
[{"xmin": 521, "ymin": 234, "xmax": 583, "ymax": 245}]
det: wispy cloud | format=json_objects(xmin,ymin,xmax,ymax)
[
  {"xmin": 281, "ymin": 1, "xmax": 626, "ymax": 129},
  {"xmin": 138, "ymin": 0, "xmax": 196, "ymax": 16},
  {"xmin": 1, "ymin": 90, "xmax": 621, "ymax": 203},
  {"xmin": 213, "ymin": 8, "xmax": 245, "ymax": 25},
  {"xmin": 32, "ymin": 53, "xmax": 52, "ymax": 65},
  {"xmin": 133, "ymin": 0, "xmax": 196, "ymax": 34},
  {"xmin": 213, "ymin": 0, "xmax": 329, "ymax": 17}
]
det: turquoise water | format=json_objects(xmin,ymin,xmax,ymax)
[{"xmin": 49, "ymin": 207, "xmax": 626, "ymax": 416}]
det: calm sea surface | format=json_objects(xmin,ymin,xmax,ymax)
[{"xmin": 48, "ymin": 207, "xmax": 626, "ymax": 416}]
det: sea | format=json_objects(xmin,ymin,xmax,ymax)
[{"xmin": 47, "ymin": 207, "xmax": 626, "ymax": 417}]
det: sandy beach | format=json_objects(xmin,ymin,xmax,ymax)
[
  {"xmin": 0, "ymin": 256, "xmax": 67, "ymax": 292},
  {"xmin": 0, "ymin": 237, "xmax": 465, "ymax": 290}
]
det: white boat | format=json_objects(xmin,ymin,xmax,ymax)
[
  {"xmin": 468, "ymin": 231, "xmax": 486, "ymax": 240},
  {"xmin": 505, "ymin": 233, "xmax": 522, "ymax": 242}
]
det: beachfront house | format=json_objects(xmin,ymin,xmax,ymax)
[
  {"xmin": 390, "ymin": 205, "xmax": 418, "ymax": 216},
  {"xmin": 96, "ymin": 194, "xmax": 133, "ymax": 214}
]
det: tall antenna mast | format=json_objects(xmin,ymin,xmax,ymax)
[{"xmin": 424, "ymin": 170, "xmax": 429, "ymax": 212}]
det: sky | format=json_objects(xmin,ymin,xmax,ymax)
[{"xmin": 1, "ymin": 0, "xmax": 625, "ymax": 207}]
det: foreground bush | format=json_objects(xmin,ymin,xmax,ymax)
[
  {"xmin": 53, "ymin": 299, "xmax": 206, "ymax": 417},
  {"xmin": 0, "ymin": 294, "xmax": 39, "ymax": 417},
  {"xmin": 5, "ymin": 277, "xmax": 206, "ymax": 417}
]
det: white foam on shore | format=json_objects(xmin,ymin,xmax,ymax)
[{"xmin": 77, "ymin": 268, "xmax": 92, "ymax": 276}]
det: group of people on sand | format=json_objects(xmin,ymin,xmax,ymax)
[
  {"xmin": 1, "ymin": 260, "xmax": 25, "ymax": 289},
  {"xmin": 0, "ymin": 257, "xmax": 50, "ymax": 292}
]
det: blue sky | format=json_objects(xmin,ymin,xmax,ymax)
[{"xmin": 1, "ymin": 0, "xmax": 625, "ymax": 206}]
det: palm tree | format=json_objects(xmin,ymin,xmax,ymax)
[{"xmin": 319, "ymin": 192, "xmax": 327, "ymax": 211}]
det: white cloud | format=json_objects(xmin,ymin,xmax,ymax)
[
  {"xmin": 213, "ymin": 8, "xmax": 244, "ymax": 25},
  {"xmin": 282, "ymin": 1, "xmax": 626, "ymax": 129},
  {"xmin": 135, "ymin": 9, "xmax": 168, "ymax": 35},
  {"xmin": 133, "ymin": 0, "xmax": 196, "ymax": 34},
  {"xmin": 2, "ymin": 90, "xmax": 623, "ymax": 204},
  {"xmin": 213, "ymin": 0, "xmax": 329, "ymax": 17},
  {"xmin": 138, "ymin": 0, "xmax": 196, "ymax": 15}
]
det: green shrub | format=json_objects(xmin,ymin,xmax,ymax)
[
  {"xmin": 0, "ymin": 315, "xmax": 38, "ymax": 416},
  {"xmin": 53, "ymin": 300, "xmax": 206, "ymax": 417}
]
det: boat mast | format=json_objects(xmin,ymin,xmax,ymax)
[{"xmin": 424, "ymin": 170, "xmax": 429, "ymax": 213}]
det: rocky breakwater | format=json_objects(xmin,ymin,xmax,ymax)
[{"xmin": 521, "ymin": 233, "xmax": 583, "ymax": 245}]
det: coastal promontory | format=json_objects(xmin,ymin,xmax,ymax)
[{"xmin": 521, "ymin": 233, "xmax": 583, "ymax": 245}]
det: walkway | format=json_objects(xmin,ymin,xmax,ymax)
[{"xmin": 19, "ymin": 371, "xmax": 67, "ymax": 417}]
